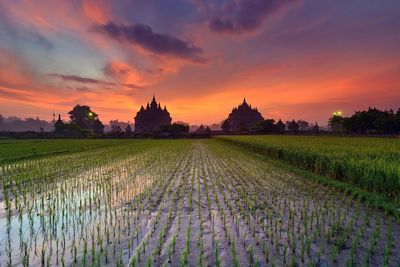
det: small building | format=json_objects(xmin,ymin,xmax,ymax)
[
  {"xmin": 275, "ymin": 119, "xmax": 286, "ymax": 133},
  {"xmin": 134, "ymin": 95, "xmax": 172, "ymax": 133},
  {"xmin": 125, "ymin": 124, "xmax": 132, "ymax": 133},
  {"xmin": 54, "ymin": 114, "xmax": 65, "ymax": 133},
  {"xmin": 313, "ymin": 122, "xmax": 320, "ymax": 134}
]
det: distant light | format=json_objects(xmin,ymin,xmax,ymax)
[
  {"xmin": 333, "ymin": 111, "xmax": 343, "ymax": 116},
  {"xmin": 88, "ymin": 112, "xmax": 93, "ymax": 117}
]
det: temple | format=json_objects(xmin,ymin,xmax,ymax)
[
  {"xmin": 224, "ymin": 98, "xmax": 264, "ymax": 131},
  {"xmin": 134, "ymin": 95, "xmax": 172, "ymax": 132},
  {"xmin": 54, "ymin": 114, "xmax": 65, "ymax": 133}
]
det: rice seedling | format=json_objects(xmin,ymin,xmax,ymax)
[{"xmin": 1, "ymin": 138, "xmax": 399, "ymax": 266}]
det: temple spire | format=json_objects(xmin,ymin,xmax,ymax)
[{"xmin": 151, "ymin": 94, "xmax": 157, "ymax": 108}]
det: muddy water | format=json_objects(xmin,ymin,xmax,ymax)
[
  {"xmin": 1, "ymin": 140, "xmax": 399, "ymax": 266},
  {"xmin": 125, "ymin": 141, "xmax": 400, "ymax": 266}
]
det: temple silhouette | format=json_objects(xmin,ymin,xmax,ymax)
[
  {"xmin": 134, "ymin": 95, "xmax": 172, "ymax": 132},
  {"xmin": 223, "ymin": 98, "xmax": 264, "ymax": 131}
]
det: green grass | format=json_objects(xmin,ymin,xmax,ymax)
[
  {"xmin": 0, "ymin": 139, "xmax": 133, "ymax": 163},
  {"xmin": 1, "ymin": 138, "xmax": 399, "ymax": 265},
  {"xmin": 216, "ymin": 135, "xmax": 400, "ymax": 208}
]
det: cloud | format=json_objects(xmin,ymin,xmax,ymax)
[
  {"xmin": 0, "ymin": 115, "xmax": 54, "ymax": 132},
  {"xmin": 103, "ymin": 61, "xmax": 164, "ymax": 87},
  {"xmin": 49, "ymin": 73, "xmax": 143, "ymax": 89},
  {"xmin": 35, "ymin": 32, "xmax": 54, "ymax": 49},
  {"xmin": 82, "ymin": 0, "xmax": 109, "ymax": 24},
  {"xmin": 97, "ymin": 22, "xmax": 207, "ymax": 63},
  {"xmin": 209, "ymin": 0, "xmax": 297, "ymax": 35},
  {"xmin": 50, "ymin": 73, "xmax": 110, "ymax": 84}
]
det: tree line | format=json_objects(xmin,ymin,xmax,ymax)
[
  {"xmin": 329, "ymin": 107, "xmax": 400, "ymax": 134},
  {"xmin": 221, "ymin": 118, "xmax": 320, "ymax": 134}
]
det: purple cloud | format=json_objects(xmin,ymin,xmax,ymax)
[
  {"xmin": 209, "ymin": 0, "xmax": 297, "ymax": 35},
  {"xmin": 50, "ymin": 74, "xmax": 143, "ymax": 89},
  {"xmin": 97, "ymin": 23, "xmax": 207, "ymax": 63}
]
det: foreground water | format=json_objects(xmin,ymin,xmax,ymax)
[{"xmin": 0, "ymin": 140, "xmax": 399, "ymax": 266}]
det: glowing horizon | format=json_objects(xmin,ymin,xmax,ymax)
[{"xmin": 1, "ymin": 1, "xmax": 399, "ymax": 126}]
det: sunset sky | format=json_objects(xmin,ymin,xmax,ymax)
[{"xmin": 1, "ymin": 0, "xmax": 399, "ymax": 125}]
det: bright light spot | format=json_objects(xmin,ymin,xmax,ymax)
[{"xmin": 88, "ymin": 112, "xmax": 93, "ymax": 117}]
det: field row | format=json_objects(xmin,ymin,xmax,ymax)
[
  {"xmin": 0, "ymin": 139, "xmax": 399, "ymax": 266},
  {"xmin": 217, "ymin": 135, "xmax": 400, "ymax": 205}
]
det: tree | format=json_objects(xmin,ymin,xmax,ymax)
[
  {"xmin": 297, "ymin": 120, "xmax": 309, "ymax": 131},
  {"xmin": 252, "ymin": 119, "xmax": 276, "ymax": 133},
  {"xmin": 158, "ymin": 122, "xmax": 189, "ymax": 134},
  {"xmin": 64, "ymin": 123, "xmax": 91, "ymax": 137},
  {"xmin": 68, "ymin": 105, "xmax": 98, "ymax": 130},
  {"xmin": 125, "ymin": 124, "xmax": 132, "ymax": 133},
  {"xmin": 326, "ymin": 107, "xmax": 400, "ymax": 134},
  {"xmin": 392, "ymin": 109, "xmax": 400, "ymax": 133},
  {"xmin": 221, "ymin": 120, "xmax": 231, "ymax": 132},
  {"xmin": 328, "ymin": 115, "xmax": 345, "ymax": 132},
  {"xmin": 92, "ymin": 119, "xmax": 105, "ymax": 134}
]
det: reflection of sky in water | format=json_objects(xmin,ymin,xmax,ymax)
[{"xmin": 0, "ymin": 166, "xmax": 153, "ymax": 266}]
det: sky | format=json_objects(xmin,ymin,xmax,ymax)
[{"xmin": 0, "ymin": 0, "xmax": 399, "ymax": 125}]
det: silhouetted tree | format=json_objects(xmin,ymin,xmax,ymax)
[
  {"xmin": 158, "ymin": 122, "xmax": 189, "ymax": 134},
  {"xmin": 297, "ymin": 120, "xmax": 309, "ymax": 131},
  {"xmin": 252, "ymin": 119, "xmax": 276, "ymax": 133},
  {"xmin": 68, "ymin": 105, "xmax": 98, "ymax": 130},
  {"xmin": 125, "ymin": 124, "xmax": 132, "ymax": 133},
  {"xmin": 64, "ymin": 123, "xmax": 91, "ymax": 137},
  {"xmin": 92, "ymin": 119, "xmax": 105, "ymax": 134},
  {"xmin": 328, "ymin": 115, "xmax": 345, "ymax": 132},
  {"xmin": 205, "ymin": 126, "xmax": 211, "ymax": 134},
  {"xmin": 327, "ymin": 107, "xmax": 400, "ymax": 134}
]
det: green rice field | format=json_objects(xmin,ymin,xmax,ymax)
[{"xmin": 0, "ymin": 137, "xmax": 399, "ymax": 266}]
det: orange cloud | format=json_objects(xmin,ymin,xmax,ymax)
[
  {"xmin": 103, "ymin": 61, "xmax": 155, "ymax": 86},
  {"xmin": 82, "ymin": 0, "xmax": 109, "ymax": 24}
]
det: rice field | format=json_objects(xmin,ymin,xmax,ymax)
[
  {"xmin": 0, "ymin": 138, "xmax": 399, "ymax": 266},
  {"xmin": 217, "ymin": 136, "xmax": 400, "ymax": 203}
]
